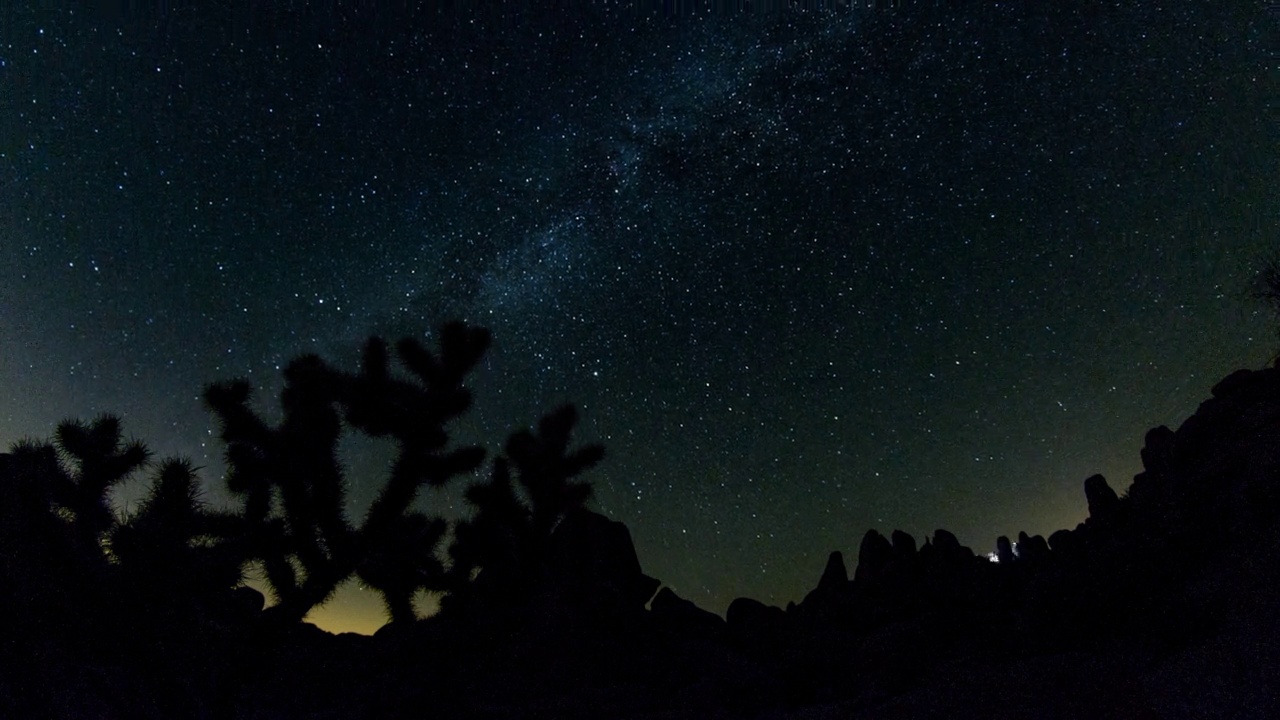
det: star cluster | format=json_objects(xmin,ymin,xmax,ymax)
[{"xmin": 1, "ymin": 3, "xmax": 1275, "ymax": 633}]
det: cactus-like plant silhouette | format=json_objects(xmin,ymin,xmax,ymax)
[
  {"xmin": 203, "ymin": 322, "xmax": 490, "ymax": 625},
  {"xmin": 447, "ymin": 404, "xmax": 603, "ymax": 610},
  {"xmin": 1, "ymin": 321, "xmax": 605, "ymax": 637},
  {"xmin": 109, "ymin": 458, "xmax": 246, "ymax": 612},
  {"xmin": 0, "ymin": 417, "xmax": 148, "ymax": 589},
  {"xmin": 1, "ymin": 418, "xmax": 249, "ymax": 632},
  {"xmin": 52, "ymin": 416, "xmax": 151, "ymax": 557}
]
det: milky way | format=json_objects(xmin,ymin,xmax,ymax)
[{"xmin": 1, "ymin": 3, "xmax": 1274, "ymax": 632}]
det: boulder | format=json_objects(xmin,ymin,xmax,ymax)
[
  {"xmin": 818, "ymin": 550, "xmax": 848, "ymax": 591},
  {"xmin": 855, "ymin": 529, "xmax": 894, "ymax": 584},
  {"xmin": 546, "ymin": 509, "xmax": 660, "ymax": 611},
  {"xmin": 891, "ymin": 530, "xmax": 918, "ymax": 559},
  {"xmin": 1211, "ymin": 368, "xmax": 1259, "ymax": 398},
  {"xmin": 1084, "ymin": 474, "xmax": 1120, "ymax": 523},
  {"xmin": 726, "ymin": 597, "xmax": 787, "ymax": 661},
  {"xmin": 932, "ymin": 529, "xmax": 967, "ymax": 555},
  {"xmin": 1048, "ymin": 528, "xmax": 1080, "ymax": 557},
  {"xmin": 231, "ymin": 585, "xmax": 266, "ymax": 615},
  {"xmin": 650, "ymin": 586, "xmax": 726, "ymax": 641},
  {"xmin": 1016, "ymin": 531, "xmax": 1050, "ymax": 564},
  {"xmin": 996, "ymin": 536, "xmax": 1015, "ymax": 565},
  {"xmin": 1141, "ymin": 426, "xmax": 1176, "ymax": 475}
]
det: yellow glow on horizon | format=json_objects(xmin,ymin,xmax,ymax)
[
  {"xmin": 306, "ymin": 595, "xmax": 387, "ymax": 636},
  {"xmin": 245, "ymin": 578, "xmax": 444, "ymax": 636}
]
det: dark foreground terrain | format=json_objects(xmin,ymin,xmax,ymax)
[{"xmin": 4, "ymin": 361, "xmax": 1280, "ymax": 719}]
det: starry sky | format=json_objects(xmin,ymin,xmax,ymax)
[{"xmin": 2, "ymin": 2, "xmax": 1276, "ymax": 634}]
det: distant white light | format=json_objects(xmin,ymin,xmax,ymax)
[{"xmin": 986, "ymin": 552, "xmax": 1000, "ymax": 563}]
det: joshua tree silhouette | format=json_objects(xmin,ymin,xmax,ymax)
[
  {"xmin": 0, "ymin": 412, "xmax": 256, "ymax": 695},
  {"xmin": 0, "ymin": 323, "xmax": 615, "ymax": 717},
  {"xmin": 109, "ymin": 458, "xmax": 246, "ymax": 615},
  {"xmin": 0, "ymin": 416, "xmax": 150, "ymax": 602},
  {"xmin": 447, "ymin": 404, "xmax": 603, "ymax": 610},
  {"xmin": 203, "ymin": 322, "xmax": 491, "ymax": 625},
  {"xmin": 51, "ymin": 417, "xmax": 151, "ymax": 557}
]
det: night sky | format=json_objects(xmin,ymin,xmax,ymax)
[{"xmin": 2, "ymin": 2, "xmax": 1275, "ymax": 634}]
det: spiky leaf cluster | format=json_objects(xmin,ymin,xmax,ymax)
[{"xmin": 54, "ymin": 417, "xmax": 150, "ymax": 551}]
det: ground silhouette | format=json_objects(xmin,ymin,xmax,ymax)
[{"xmin": 3, "ymin": 321, "xmax": 1280, "ymax": 718}]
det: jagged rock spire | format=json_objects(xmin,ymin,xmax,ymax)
[{"xmin": 818, "ymin": 550, "xmax": 848, "ymax": 591}]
